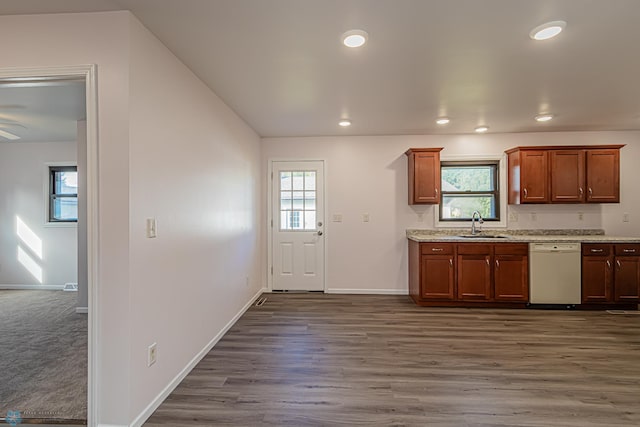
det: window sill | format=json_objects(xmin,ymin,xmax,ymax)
[{"xmin": 44, "ymin": 221, "xmax": 77, "ymax": 228}]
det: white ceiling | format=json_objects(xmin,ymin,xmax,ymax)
[
  {"xmin": 1, "ymin": 0, "xmax": 640, "ymax": 138},
  {"xmin": 0, "ymin": 80, "xmax": 85, "ymax": 143}
]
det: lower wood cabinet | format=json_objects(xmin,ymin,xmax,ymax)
[
  {"xmin": 582, "ymin": 243, "xmax": 640, "ymax": 306},
  {"xmin": 409, "ymin": 241, "xmax": 529, "ymax": 306}
]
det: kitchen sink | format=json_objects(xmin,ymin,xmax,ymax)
[{"xmin": 457, "ymin": 234, "xmax": 510, "ymax": 239}]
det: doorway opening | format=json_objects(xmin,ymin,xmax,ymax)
[{"xmin": 0, "ymin": 66, "xmax": 98, "ymax": 426}]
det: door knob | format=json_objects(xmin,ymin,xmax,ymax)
[
  {"xmin": 317, "ymin": 231, "xmax": 323, "ymax": 236},
  {"xmin": 317, "ymin": 221, "xmax": 323, "ymax": 227}
]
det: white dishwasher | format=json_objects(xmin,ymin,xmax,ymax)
[{"xmin": 529, "ymin": 242, "xmax": 582, "ymax": 306}]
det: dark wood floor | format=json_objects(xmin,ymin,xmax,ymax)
[{"xmin": 145, "ymin": 293, "xmax": 640, "ymax": 426}]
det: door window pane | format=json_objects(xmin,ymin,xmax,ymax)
[{"xmin": 279, "ymin": 170, "xmax": 317, "ymax": 230}]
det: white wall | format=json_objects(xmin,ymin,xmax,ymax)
[
  {"xmin": 0, "ymin": 141, "xmax": 77, "ymax": 287},
  {"xmin": 127, "ymin": 14, "xmax": 262, "ymax": 422},
  {"xmin": 262, "ymin": 131, "xmax": 640, "ymax": 294}
]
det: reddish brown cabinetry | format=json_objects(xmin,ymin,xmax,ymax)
[
  {"xmin": 405, "ymin": 148, "xmax": 443, "ymax": 205},
  {"xmin": 582, "ymin": 243, "xmax": 640, "ymax": 306},
  {"xmin": 457, "ymin": 244, "xmax": 492, "ymax": 300},
  {"xmin": 506, "ymin": 145, "xmax": 623, "ymax": 205},
  {"xmin": 550, "ymin": 150, "xmax": 585, "ymax": 202},
  {"xmin": 409, "ymin": 241, "xmax": 529, "ymax": 306},
  {"xmin": 494, "ymin": 244, "xmax": 529, "ymax": 301},
  {"xmin": 586, "ymin": 149, "xmax": 620, "ymax": 203},
  {"xmin": 507, "ymin": 150, "xmax": 549, "ymax": 204}
]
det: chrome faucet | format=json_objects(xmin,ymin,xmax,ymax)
[{"xmin": 471, "ymin": 211, "xmax": 484, "ymax": 235}]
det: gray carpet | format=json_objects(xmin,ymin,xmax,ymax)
[{"xmin": 0, "ymin": 290, "xmax": 87, "ymax": 423}]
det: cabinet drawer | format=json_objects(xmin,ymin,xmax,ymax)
[
  {"xmin": 494, "ymin": 243, "xmax": 528, "ymax": 255},
  {"xmin": 421, "ymin": 243, "xmax": 454, "ymax": 255},
  {"xmin": 582, "ymin": 244, "xmax": 611, "ymax": 256},
  {"xmin": 457, "ymin": 243, "xmax": 492, "ymax": 255},
  {"xmin": 615, "ymin": 244, "xmax": 640, "ymax": 256}
]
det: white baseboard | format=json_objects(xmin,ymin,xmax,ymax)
[
  {"xmin": 76, "ymin": 307, "xmax": 88, "ymax": 314},
  {"xmin": 129, "ymin": 287, "xmax": 267, "ymax": 427},
  {"xmin": 0, "ymin": 284, "xmax": 65, "ymax": 290},
  {"xmin": 98, "ymin": 424, "xmax": 127, "ymax": 427},
  {"xmin": 325, "ymin": 288, "xmax": 408, "ymax": 295}
]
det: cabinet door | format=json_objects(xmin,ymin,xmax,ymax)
[
  {"xmin": 550, "ymin": 150, "xmax": 585, "ymax": 202},
  {"xmin": 457, "ymin": 254, "xmax": 491, "ymax": 300},
  {"xmin": 582, "ymin": 256, "xmax": 613, "ymax": 302},
  {"xmin": 494, "ymin": 254, "xmax": 529, "ymax": 301},
  {"xmin": 586, "ymin": 149, "xmax": 620, "ymax": 203},
  {"xmin": 407, "ymin": 149, "xmax": 441, "ymax": 204},
  {"xmin": 520, "ymin": 150, "xmax": 549, "ymax": 203},
  {"xmin": 614, "ymin": 256, "xmax": 640, "ymax": 302},
  {"xmin": 420, "ymin": 254, "xmax": 455, "ymax": 300}
]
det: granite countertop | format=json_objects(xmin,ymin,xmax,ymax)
[{"xmin": 406, "ymin": 229, "xmax": 640, "ymax": 243}]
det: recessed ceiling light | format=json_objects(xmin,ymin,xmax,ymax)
[
  {"xmin": 474, "ymin": 126, "xmax": 489, "ymax": 133},
  {"xmin": 338, "ymin": 119, "xmax": 352, "ymax": 127},
  {"xmin": 342, "ymin": 30, "xmax": 368, "ymax": 48},
  {"xmin": 535, "ymin": 114, "xmax": 554, "ymax": 122},
  {"xmin": 530, "ymin": 21, "xmax": 566, "ymax": 41},
  {"xmin": 0, "ymin": 129, "xmax": 20, "ymax": 140},
  {"xmin": 436, "ymin": 117, "xmax": 450, "ymax": 125}
]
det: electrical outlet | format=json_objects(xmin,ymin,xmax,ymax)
[
  {"xmin": 508, "ymin": 212, "xmax": 518, "ymax": 222},
  {"xmin": 578, "ymin": 212, "xmax": 584, "ymax": 221},
  {"xmin": 417, "ymin": 212, "xmax": 424, "ymax": 222},
  {"xmin": 148, "ymin": 343, "xmax": 157, "ymax": 367},
  {"xmin": 530, "ymin": 212, "xmax": 537, "ymax": 222},
  {"xmin": 362, "ymin": 213, "xmax": 370, "ymax": 222},
  {"xmin": 623, "ymin": 213, "xmax": 630, "ymax": 223}
]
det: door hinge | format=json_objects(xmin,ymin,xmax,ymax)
[
  {"xmin": 271, "ymin": 266, "xmax": 273, "ymax": 275},
  {"xmin": 271, "ymin": 172, "xmax": 273, "ymax": 180},
  {"xmin": 271, "ymin": 219, "xmax": 273, "ymax": 227}
]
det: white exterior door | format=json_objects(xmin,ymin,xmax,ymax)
[{"xmin": 271, "ymin": 161, "xmax": 325, "ymax": 291}]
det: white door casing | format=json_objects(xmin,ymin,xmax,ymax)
[{"xmin": 271, "ymin": 161, "xmax": 325, "ymax": 291}]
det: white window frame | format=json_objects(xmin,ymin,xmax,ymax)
[
  {"xmin": 434, "ymin": 154, "xmax": 508, "ymax": 229},
  {"xmin": 44, "ymin": 161, "xmax": 78, "ymax": 227}
]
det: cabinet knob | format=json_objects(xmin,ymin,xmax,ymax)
[
  {"xmin": 449, "ymin": 258, "xmax": 453, "ymax": 267},
  {"xmin": 486, "ymin": 259, "xmax": 490, "ymax": 267},
  {"xmin": 432, "ymin": 248, "xmax": 444, "ymax": 252},
  {"xmin": 579, "ymin": 187, "xmax": 584, "ymax": 197},
  {"xmin": 588, "ymin": 187, "xmax": 593, "ymax": 196},
  {"xmin": 617, "ymin": 260, "xmax": 621, "ymax": 269},
  {"xmin": 606, "ymin": 260, "xmax": 611, "ymax": 269},
  {"xmin": 523, "ymin": 188, "xmax": 528, "ymax": 198},
  {"xmin": 591, "ymin": 248, "xmax": 604, "ymax": 253},
  {"xmin": 495, "ymin": 259, "xmax": 500, "ymax": 268},
  {"xmin": 623, "ymin": 249, "xmax": 636, "ymax": 253}
]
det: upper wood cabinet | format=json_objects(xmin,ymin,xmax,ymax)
[
  {"xmin": 405, "ymin": 148, "xmax": 443, "ymax": 204},
  {"xmin": 586, "ymin": 149, "xmax": 620, "ymax": 203},
  {"xmin": 506, "ymin": 145, "xmax": 624, "ymax": 205},
  {"xmin": 550, "ymin": 150, "xmax": 585, "ymax": 203},
  {"xmin": 507, "ymin": 149, "xmax": 549, "ymax": 204}
]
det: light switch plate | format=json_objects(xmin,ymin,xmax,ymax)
[
  {"xmin": 146, "ymin": 218, "xmax": 157, "ymax": 238},
  {"xmin": 332, "ymin": 214, "xmax": 343, "ymax": 222}
]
